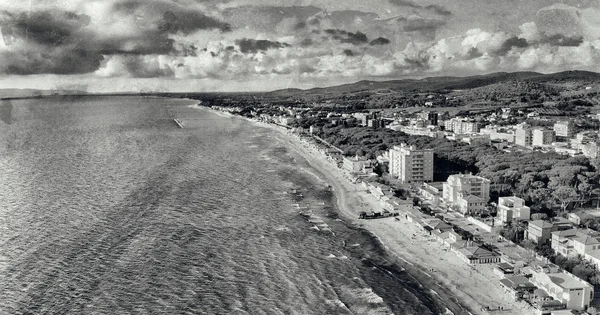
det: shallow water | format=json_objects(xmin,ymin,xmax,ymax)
[{"xmin": 0, "ymin": 96, "xmax": 455, "ymax": 314}]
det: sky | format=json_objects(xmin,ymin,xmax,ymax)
[{"xmin": 0, "ymin": 0, "xmax": 599, "ymax": 92}]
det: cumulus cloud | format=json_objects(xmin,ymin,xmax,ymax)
[
  {"xmin": 1, "ymin": 0, "xmax": 600, "ymax": 86},
  {"xmin": 0, "ymin": 0, "xmax": 230, "ymax": 75}
]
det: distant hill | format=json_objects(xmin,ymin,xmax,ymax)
[
  {"xmin": 268, "ymin": 70, "xmax": 600, "ymax": 95},
  {"xmin": 0, "ymin": 89, "xmax": 87, "ymax": 99}
]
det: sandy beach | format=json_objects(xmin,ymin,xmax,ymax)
[
  {"xmin": 198, "ymin": 107, "xmax": 535, "ymax": 314},
  {"xmin": 260, "ymin": 124, "xmax": 535, "ymax": 315}
]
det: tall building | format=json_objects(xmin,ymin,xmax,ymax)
[
  {"xmin": 554, "ymin": 120, "xmax": 575, "ymax": 139},
  {"xmin": 532, "ymin": 128, "xmax": 555, "ymax": 147},
  {"xmin": 443, "ymin": 174, "xmax": 491, "ymax": 205},
  {"xmin": 388, "ymin": 143, "xmax": 434, "ymax": 184},
  {"xmin": 418, "ymin": 111, "xmax": 438, "ymax": 126},
  {"xmin": 497, "ymin": 196, "xmax": 531, "ymax": 224},
  {"xmin": 515, "ymin": 124, "xmax": 532, "ymax": 147}
]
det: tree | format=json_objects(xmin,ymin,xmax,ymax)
[
  {"xmin": 530, "ymin": 213, "xmax": 548, "ymax": 221},
  {"xmin": 553, "ymin": 186, "xmax": 580, "ymax": 213},
  {"xmin": 572, "ymin": 264, "xmax": 596, "ymax": 283},
  {"xmin": 499, "ymin": 224, "xmax": 524, "ymax": 243}
]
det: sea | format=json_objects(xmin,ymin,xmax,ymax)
[{"xmin": 0, "ymin": 96, "xmax": 466, "ymax": 315}]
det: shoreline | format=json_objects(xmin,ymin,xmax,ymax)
[{"xmin": 198, "ymin": 106, "xmax": 535, "ymax": 315}]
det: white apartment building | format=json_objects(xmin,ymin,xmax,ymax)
[
  {"xmin": 388, "ymin": 143, "xmax": 434, "ymax": 183},
  {"xmin": 497, "ymin": 196, "xmax": 531, "ymax": 224},
  {"xmin": 532, "ymin": 128, "xmax": 555, "ymax": 147},
  {"xmin": 444, "ymin": 118, "xmax": 480, "ymax": 134},
  {"xmin": 515, "ymin": 124, "xmax": 532, "ymax": 147},
  {"xmin": 554, "ymin": 120, "xmax": 575, "ymax": 138},
  {"xmin": 443, "ymin": 174, "xmax": 490, "ymax": 214}
]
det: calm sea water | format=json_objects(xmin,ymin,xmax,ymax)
[{"xmin": 0, "ymin": 96, "xmax": 457, "ymax": 315}]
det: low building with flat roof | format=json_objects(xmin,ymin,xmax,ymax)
[
  {"xmin": 499, "ymin": 275, "xmax": 536, "ymax": 300},
  {"xmin": 525, "ymin": 264, "xmax": 594, "ymax": 311}
]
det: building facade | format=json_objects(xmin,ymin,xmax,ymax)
[
  {"xmin": 526, "ymin": 265, "xmax": 593, "ymax": 311},
  {"xmin": 444, "ymin": 118, "xmax": 480, "ymax": 134},
  {"xmin": 554, "ymin": 120, "xmax": 575, "ymax": 139},
  {"xmin": 515, "ymin": 124, "xmax": 533, "ymax": 147},
  {"xmin": 532, "ymin": 128, "xmax": 555, "ymax": 147},
  {"xmin": 497, "ymin": 196, "xmax": 531, "ymax": 224},
  {"xmin": 526, "ymin": 218, "xmax": 572, "ymax": 244},
  {"xmin": 443, "ymin": 174, "xmax": 490, "ymax": 204},
  {"xmin": 342, "ymin": 156, "xmax": 373, "ymax": 174},
  {"xmin": 418, "ymin": 111, "xmax": 439, "ymax": 126},
  {"xmin": 388, "ymin": 144, "xmax": 434, "ymax": 184}
]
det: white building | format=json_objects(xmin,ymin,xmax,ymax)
[
  {"xmin": 497, "ymin": 196, "xmax": 531, "ymax": 224},
  {"xmin": 342, "ymin": 156, "xmax": 373, "ymax": 174},
  {"xmin": 551, "ymin": 229, "xmax": 600, "ymax": 258},
  {"xmin": 525, "ymin": 264, "xmax": 594, "ymax": 311},
  {"xmin": 443, "ymin": 174, "xmax": 490, "ymax": 214},
  {"xmin": 388, "ymin": 143, "xmax": 434, "ymax": 184},
  {"xmin": 582, "ymin": 142, "xmax": 600, "ymax": 159},
  {"xmin": 554, "ymin": 120, "xmax": 575, "ymax": 139},
  {"xmin": 445, "ymin": 118, "xmax": 480, "ymax": 134},
  {"xmin": 443, "ymin": 174, "xmax": 490, "ymax": 204},
  {"xmin": 532, "ymin": 128, "xmax": 555, "ymax": 147},
  {"xmin": 515, "ymin": 124, "xmax": 533, "ymax": 147}
]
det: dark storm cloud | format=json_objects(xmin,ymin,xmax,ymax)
[
  {"xmin": 404, "ymin": 55, "xmax": 430, "ymax": 69},
  {"xmin": 0, "ymin": 9, "xmax": 104, "ymax": 75},
  {"xmin": 295, "ymin": 21, "xmax": 307, "ymax": 30},
  {"xmin": 390, "ymin": 0, "xmax": 452, "ymax": 16},
  {"xmin": 466, "ymin": 47, "xmax": 484, "ymax": 59},
  {"xmin": 1, "ymin": 49, "xmax": 104, "ymax": 75},
  {"xmin": 370, "ymin": 37, "xmax": 391, "ymax": 45},
  {"xmin": 0, "ymin": 10, "xmax": 90, "ymax": 46},
  {"xmin": 424, "ymin": 5, "xmax": 452, "ymax": 16},
  {"xmin": 495, "ymin": 36, "xmax": 528, "ymax": 56},
  {"xmin": 158, "ymin": 10, "xmax": 231, "ymax": 34},
  {"xmin": 299, "ymin": 38, "xmax": 314, "ymax": 47},
  {"xmin": 402, "ymin": 17, "xmax": 447, "ymax": 39},
  {"xmin": 324, "ymin": 29, "xmax": 369, "ymax": 45},
  {"xmin": 403, "ymin": 18, "xmax": 446, "ymax": 33},
  {"xmin": 235, "ymin": 39, "xmax": 291, "ymax": 53},
  {"xmin": 117, "ymin": 55, "xmax": 175, "ymax": 78},
  {"xmin": 541, "ymin": 34, "xmax": 584, "ymax": 47},
  {"xmin": 0, "ymin": 1, "xmax": 230, "ymax": 75}
]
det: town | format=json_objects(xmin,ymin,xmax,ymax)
[{"xmin": 166, "ymin": 72, "xmax": 600, "ymax": 315}]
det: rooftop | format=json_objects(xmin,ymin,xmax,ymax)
[
  {"xmin": 457, "ymin": 246, "xmax": 496, "ymax": 258},
  {"xmin": 499, "ymin": 275, "xmax": 535, "ymax": 289},
  {"xmin": 497, "ymin": 262, "xmax": 514, "ymax": 270},
  {"xmin": 548, "ymin": 272, "xmax": 592, "ymax": 290}
]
